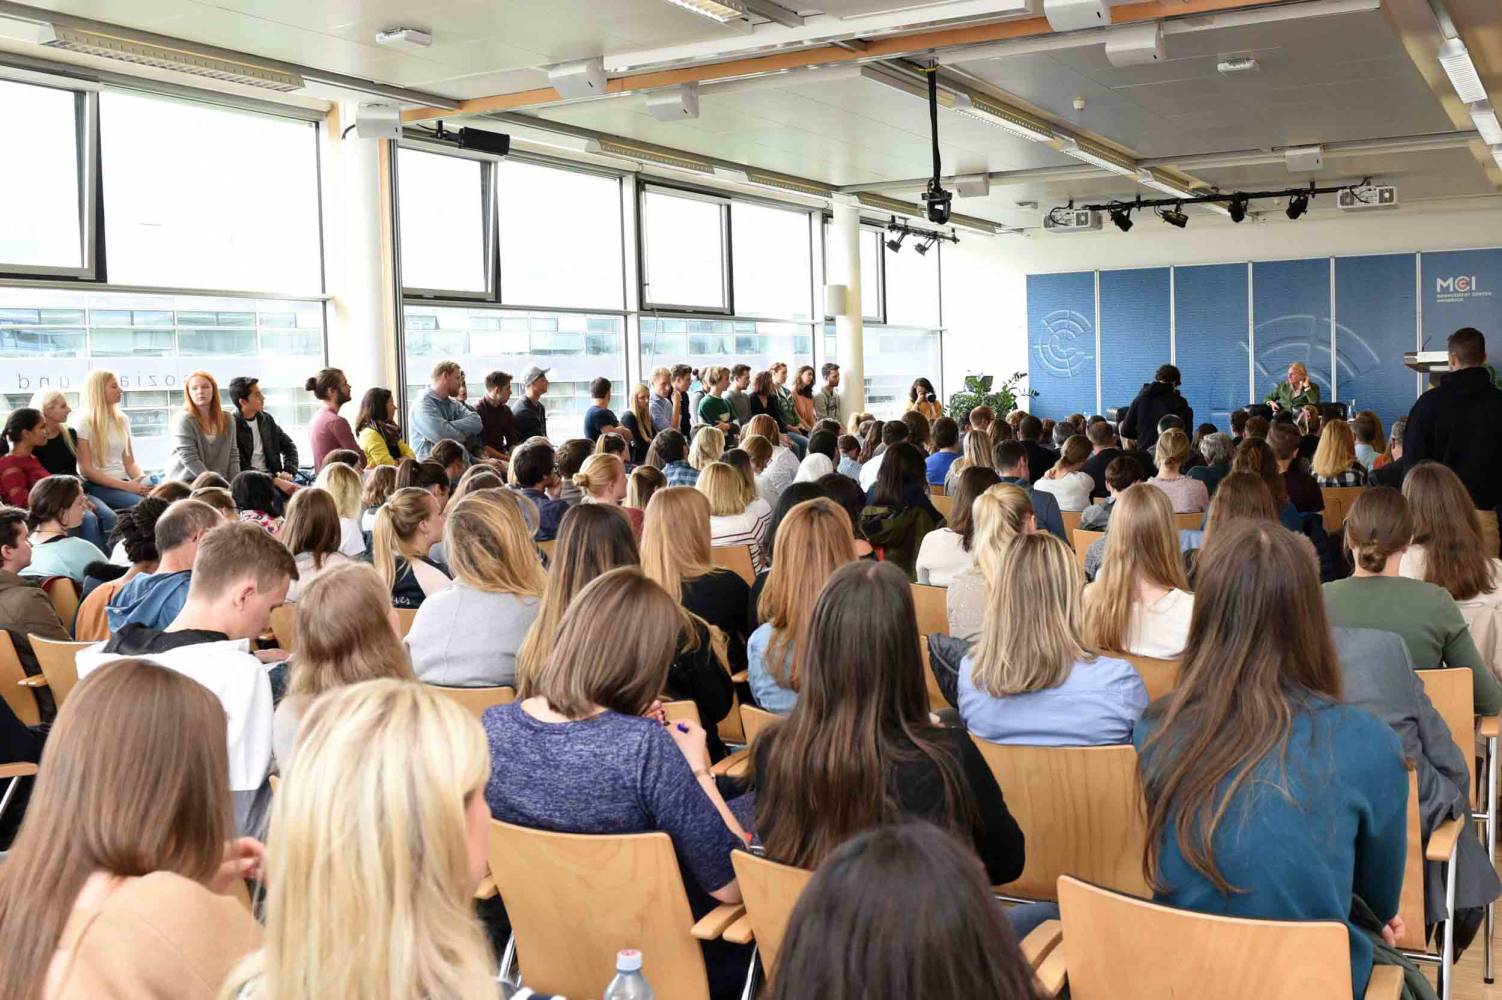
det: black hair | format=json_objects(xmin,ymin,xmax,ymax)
[
  {"xmin": 226, "ymin": 376, "xmax": 258, "ymax": 412},
  {"xmin": 113, "ymin": 496, "xmax": 170, "ymax": 565},
  {"xmin": 589, "ymin": 376, "xmax": 612, "ymax": 399},
  {"xmin": 484, "ymin": 370, "xmax": 512, "ymax": 391},
  {"xmin": 231, "ymin": 470, "xmax": 279, "ymax": 515},
  {"xmin": 1154, "ymin": 363, "xmax": 1182, "ymax": 386},
  {"xmin": 821, "ymin": 362, "xmax": 840, "ymax": 379},
  {"xmin": 429, "ymin": 439, "xmax": 466, "ymax": 471},
  {"xmin": 817, "ymin": 473, "xmax": 867, "ymax": 541},
  {"xmin": 2, "ymin": 408, "xmax": 43, "ymax": 447},
  {"xmin": 395, "ymin": 458, "xmax": 451, "ymax": 494},
  {"xmin": 992, "ymin": 439, "xmax": 1027, "ymax": 474},
  {"xmin": 808, "ymin": 430, "xmax": 838, "ymax": 462},
  {"xmin": 1450, "ymin": 327, "xmax": 1486, "ymax": 367},
  {"xmin": 879, "ymin": 421, "xmax": 910, "ymax": 448},
  {"xmin": 304, "ymin": 367, "xmax": 344, "ymax": 401},
  {"xmin": 555, "ymin": 438, "xmax": 593, "ymax": 478},
  {"xmin": 653, "ymin": 429, "xmax": 687, "ymax": 465},
  {"xmin": 872, "ymin": 442, "xmax": 926, "ymax": 509},
  {"xmin": 512, "ymin": 442, "xmax": 556, "ymax": 489},
  {"xmin": 931, "ymin": 416, "xmax": 960, "ymax": 450},
  {"xmin": 26, "ymin": 476, "xmax": 83, "ymax": 531},
  {"xmin": 0, "ymin": 507, "xmax": 25, "ymax": 553},
  {"xmin": 766, "ymin": 482, "xmax": 828, "ymax": 563}
]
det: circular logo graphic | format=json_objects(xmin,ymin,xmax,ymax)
[{"xmin": 1035, "ymin": 310, "xmax": 1093, "ymax": 378}]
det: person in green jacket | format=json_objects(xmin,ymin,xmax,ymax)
[
  {"xmin": 695, "ymin": 365, "xmax": 738, "ymax": 440},
  {"xmin": 1264, "ymin": 361, "xmax": 1321, "ymax": 413}
]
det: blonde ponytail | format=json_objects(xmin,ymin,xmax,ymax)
[{"xmin": 371, "ymin": 488, "xmax": 433, "ymax": 591}]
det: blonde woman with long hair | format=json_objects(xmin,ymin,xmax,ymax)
[
  {"xmin": 748, "ymin": 498, "xmax": 857, "ymax": 712},
  {"xmin": 370, "ymin": 487, "xmax": 449, "ymax": 609},
  {"xmin": 620, "ymin": 381, "xmax": 654, "ymax": 466},
  {"xmin": 27, "ymin": 386, "xmax": 117, "ymax": 548},
  {"xmin": 0, "ymin": 661, "xmax": 262, "ymax": 1000},
  {"xmin": 278, "ymin": 487, "xmax": 352, "ymax": 602},
  {"xmin": 960, "ymin": 532, "xmax": 1146, "ymax": 745},
  {"xmin": 313, "ymin": 460, "xmax": 366, "ymax": 557},
  {"xmin": 574, "ymin": 452, "xmax": 642, "ymax": 538},
  {"xmin": 1312, "ymin": 418, "xmax": 1370, "ymax": 487},
  {"xmin": 1082, "ymin": 484, "xmax": 1194, "ymax": 658},
  {"xmin": 407, "ymin": 490, "xmax": 546, "ymax": 689},
  {"xmin": 1146, "ymin": 427, "xmax": 1209, "ymax": 513},
  {"xmin": 699, "ymin": 461, "xmax": 767, "ymax": 571},
  {"xmin": 272, "ymin": 564, "xmax": 415, "ymax": 767},
  {"xmin": 946, "ymin": 483, "xmax": 1035, "ymax": 641},
  {"xmin": 942, "ymin": 426, "xmax": 993, "ymax": 495},
  {"xmin": 76, "ymin": 368, "xmax": 149, "ymax": 509},
  {"xmin": 167, "ymin": 371, "xmax": 240, "ymax": 483},
  {"xmin": 225, "ymin": 680, "xmax": 497, "ymax": 1000},
  {"xmin": 643, "ymin": 486, "xmax": 752, "ymax": 672},
  {"xmin": 688, "ymin": 425, "xmax": 726, "ymax": 472}
]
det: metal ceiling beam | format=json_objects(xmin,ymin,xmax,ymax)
[{"xmin": 743, "ymin": 0, "xmax": 805, "ymax": 29}]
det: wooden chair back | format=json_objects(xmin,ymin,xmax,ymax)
[
  {"xmin": 662, "ymin": 700, "xmax": 700, "ymax": 726},
  {"xmin": 0, "ymin": 632, "xmax": 41, "ymax": 727},
  {"xmin": 930, "ymin": 493, "xmax": 954, "ymax": 519},
  {"xmin": 1172, "ymin": 512, "xmax": 1204, "ymax": 531},
  {"xmin": 1073, "ymin": 530, "xmax": 1105, "ymax": 570},
  {"xmin": 1395, "ymin": 768, "xmax": 1428, "ymax": 951},
  {"xmin": 1417, "ymin": 667, "xmax": 1477, "ymax": 807},
  {"xmin": 711, "ymin": 545, "xmax": 756, "ymax": 586},
  {"xmin": 1057, "ymin": 875, "xmax": 1356, "ymax": 999},
  {"xmin": 1120, "ymin": 654, "xmax": 1179, "ymax": 704},
  {"xmin": 537, "ymin": 538, "xmax": 556, "ymax": 559},
  {"xmin": 740, "ymin": 704, "xmax": 779, "ymax": 744},
  {"xmin": 72, "ymin": 580, "xmax": 119, "ymax": 643},
  {"xmin": 394, "ymin": 607, "xmax": 417, "ymax": 638},
  {"xmin": 41, "ymin": 577, "xmax": 80, "ymax": 634},
  {"xmin": 929, "ymin": 483, "xmax": 945, "ymax": 496},
  {"xmin": 910, "ymin": 583, "xmax": 949, "ymax": 637},
  {"xmin": 428, "ymin": 684, "xmax": 517, "ymax": 719},
  {"xmin": 1477, "ymin": 509, "xmax": 1500, "ymax": 559},
  {"xmin": 969, "ymin": 739, "xmax": 1148, "ymax": 899},
  {"xmin": 920, "ymin": 642, "xmax": 951, "ymax": 711},
  {"xmin": 29, "ymin": 636, "xmax": 90, "ymax": 708},
  {"xmin": 1320, "ymin": 486, "xmax": 1365, "ymax": 533},
  {"xmin": 1060, "ymin": 510, "xmax": 1082, "ymax": 542},
  {"xmin": 729, "ymin": 851, "xmax": 814, "ymax": 978},
  {"xmin": 488, "ymin": 821, "xmax": 709, "ymax": 1000},
  {"xmin": 269, "ymin": 604, "xmax": 296, "ymax": 652}
]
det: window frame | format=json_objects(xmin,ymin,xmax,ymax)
[
  {"xmin": 819, "ymin": 215, "xmax": 887, "ymax": 326},
  {"xmin": 0, "ymin": 84, "xmax": 99, "ymax": 281},
  {"xmin": 394, "ymin": 142, "xmax": 497, "ymax": 302},
  {"xmin": 636, "ymin": 180, "xmax": 733, "ymax": 316}
]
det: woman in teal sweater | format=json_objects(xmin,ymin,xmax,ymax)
[{"xmin": 1138, "ymin": 518, "xmax": 1408, "ymax": 998}]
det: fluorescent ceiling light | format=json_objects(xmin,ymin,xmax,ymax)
[
  {"xmin": 857, "ymin": 192, "xmax": 920, "ymax": 217},
  {"xmin": 1057, "ymin": 137, "xmax": 1139, "ymax": 178},
  {"xmin": 1469, "ymin": 102, "xmax": 1502, "ymax": 146},
  {"xmin": 743, "ymin": 168, "xmax": 833, "ymax": 198},
  {"xmin": 1137, "ymin": 169, "xmax": 1197, "ymax": 199},
  {"xmin": 662, "ymin": 0, "xmax": 748, "ymax": 22},
  {"xmin": 586, "ymin": 138, "xmax": 715, "ymax": 174},
  {"xmin": 951, "ymin": 92, "xmax": 1055, "ymax": 143},
  {"xmin": 1493, "ymin": 144, "xmax": 1502, "ymax": 171},
  {"xmin": 40, "ymin": 24, "xmax": 303, "ymax": 91},
  {"xmin": 1438, "ymin": 37, "xmax": 1488, "ymax": 105}
]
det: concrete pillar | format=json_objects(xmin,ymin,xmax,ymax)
[{"xmin": 828, "ymin": 196, "xmax": 866, "ymax": 416}]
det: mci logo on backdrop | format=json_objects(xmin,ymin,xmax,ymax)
[{"xmin": 1435, "ymin": 275, "xmax": 1490, "ymax": 303}]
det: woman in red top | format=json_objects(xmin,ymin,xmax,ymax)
[{"xmin": 0, "ymin": 409, "xmax": 50, "ymax": 508}]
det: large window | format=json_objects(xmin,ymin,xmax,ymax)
[
  {"xmin": 398, "ymin": 148, "xmax": 490, "ymax": 295},
  {"xmin": 824, "ymin": 324, "xmax": 944, "ymax": 418},
  {"xmin": 885, "ymin": 238, "xmax": 941, "ymax": 328},
  {"xmin": 640, "ymin": 187, "xmax": 728, "ymax": 312},
  {"xmin": 731, "ymin": 201, "xmax": 813, "ymax": 319},
  {"xmin": 498, "ymin": 160, "xmax": 623, "ymax": 309},
  {"xmin": 0, "ymin": 80, "xmax": 90, "ymax": 276},
  {"xmin": 641, "ymin": 317, "xmax": 812, "ymax": 378}
]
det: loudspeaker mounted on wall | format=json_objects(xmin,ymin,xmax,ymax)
[{"xmin": 354, "ymin": 102, "xmax": 401, "ymax": 140}]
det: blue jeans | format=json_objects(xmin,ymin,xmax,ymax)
[
  {"xmin": 84, "ymin": 481, "xmax": 143, "ymax": 511},
  {"xmin": 1005, "ymin": 901, "xmax": 1060, "ymax": 940},
  {"xmin": 786, "ymin": 431, "xmax": 809, "ymax": 460},
  {"xmin": 75, "ymin": 499, "xmax": 117, "ymax": 550}
]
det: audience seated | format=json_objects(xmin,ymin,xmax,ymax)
[
  {"xmin": 0, "ymin": 506, "xmax": 70, "ymax": 692},
  {"xmin": 553, "ymin": 438, "xmax": 593, "ymax": 507},
  {"xmin": 1311, "ymin": 418, "xmax": 1370, "ymax": 487},
  {"xmin": 688, "ymin": 427, "xmax": 726, "ymax": 482},
  {"xmin": 860, "ymin": 442, "xmax": 945, "ymax": 581},
  {"xmin": 1079, "ymin": 420, "xmax": 1123, "ymax": 501},
  {"xmin": 360, "ymin": 465, "xmax": 396, "ymax": 532},
  {"xmin": 1033, "ymin": 434, "xmax": 1094, "ymax": 512},
  {"xmin": 1371, "ymin": 417, "xmax": 1407, "ymax": 488},
  {"xmin": 1080, "ymin": 454, "xmax": 1143, "ymax": 534},
  {"xmin": 407, "ymin": 490, "xmax": 545, "ymax": 690},
  {"xmin": 1146, "ymin": 428, "xmax": 1209, "ymax": 514},
  {"xmin": 960, "ymin": 532, "xmax": 1147, "ymax": 745},
  {"xmin": 277, "ymin": 488, "xmax": 352, "ymax": 603},
  {"xmin": 395, "ymin": 457, "xmax": 453, "ymax": 514},
  {"xmin": 815, "ymin": 473, "xmax": 875, "ymax": 560},
  {"xmin": 573, "ymin": 452, "xmax": 641, "ymax": 538},
  {"xmin": 305, "ymin": 367, "xmax": 360, "ymax": 470},
  {"xmin": 698, "ymin": 462, "xmax": 767, "ymax": 572},
  {"xmin": 948, "ymin": 483, "xmax": 1035, "ymax": 642},
  {"xmin": 1015, "ymin": 414, "xmax": 1055, "ymax": 485},
  {"xmin": 190, "ymin": 486, "xmax": 237, "ymax": 522},
  {"xmin": 230, "ymin": 471, "xmax": 282, "ymax": 534},
  {"xmin": 992, "ymin": 440, "xmax": 1067, "ymax": 540},
  {"xmin": 915, "ymin": 465, "xmax": 999, "ymax": 587},
  {"xmin": 1323, "ymin": 487, "xmax": 1502, "ymax": 714},
  {"xmin": 942, "ymin": 424, "xmax": 992, "ymax": 496},
  {"xmin": 371, "ymin": 487, "xmax": 450, "ymax": 610},
  {"xmin": 227, "ymin": 376, "xmax": 299, "ymax": 498},
  {"xmin": 107, "ymin": 499, "xmax": 220, "ymax": 630},
  {"xmin": 1186, "ymin": 431, "xmax": 1233, "ymax": 498},
  {"xmin": 1137, "ymin": 519, "xmax": 1406, "ymax": 998},
  {"xmin": 1083, "ymin": 484, "xmax": 1194, "ymax": 658},
  {"xmin": 721, "ymin": 448, "xmax": 773, "ymax": 549},
  {"xmin": 924, "ymin": 417, "xmax": 962, "ymax": 486},
  {"xmin": 793, "ymin": 429, "xmax": 838, "ymax": 484},
  {"xmin": 1230, "ymin": 437, "xmax": 1302, "ymax": 531},
  {"xmin": 273, "ymin": 565, "xmax": 415, "ymax": 768},
  {"xmin": 29, "ymin": 388, "xmax": 117, "ymax": 551},
  {"xmin": 1266, "ymin": 420, "xmax": 1324, "ymax": 514},
  {"xmin": 1352, "ymin": 410, "xmax": 1384, "ymax": 470},
  {"xmin": 311, "ymin": 461, "xmax": 367, "ymax": 558},
  {"xmin": 0, "ymin": 408, "xmax": 51, "ymax": 508},
  {"xmin": 22, "ymin": 476, "xmax": 108, "ymax": 583},
  {"xmin": 747, "ymin": 498, "xmax": 857, "ymax": 713},
  {"xmin": 509, "ymin": 442, "xmax": 567, "ymax": 542},
  {"xmin": 642, "ymin": 487, "xmax": 751, "ymax": 673},
  {"xmin": 1401, "ymin": 462, "xmax": 1502, "ymax": 629},
  {"xmin": 626, "ymin": 464, "xmax": 665, "ymax": 514},
  {"xmin": 856, "ymin": 419, "xmax": 907, "ymax": 491},
  {"xmin": 167, "ymin": 372, "xmax": 240, "ymax": 484},
  {"xmin": 227, "ymin": 680, "xmax": 496, "ymax": 998},
  {"xmin": 0, "ymin": 661, "xmax": 262, "ymax": 999}
]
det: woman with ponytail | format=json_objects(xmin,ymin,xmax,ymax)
[
  {"xmin": 573, "ymin": 453, "xmax": 641, "ymax": 538},
  {"xmin": 370, "ymin": 487, "xmax": 450, "ymax": 609}
]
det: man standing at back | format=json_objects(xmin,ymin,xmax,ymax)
[
  {"xmin": 410, "ymin": 361, "xmax": 482, "ymax": 460},
  {"xmin": 1404, "ymin": 327, "xmax": 1502, "ymax": 513},
  {"xmin": 1121, "ymin": 364, "xmax": 1193, "ymax": 453}
]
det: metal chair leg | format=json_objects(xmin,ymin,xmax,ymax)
[
  {"xmin": 499, "ymin": 933, "xmax": 518, "ymax": 986},
  {"xmin": 0, "ymin": 775, "xmax": 19, "ymax": 824},
  {"xmin": 1442, "ymin": 854, "xmax": 1458, "ymax": 1000},
  {"xmin": 739, "ymin": 945, "xmax": 762, "ymax": 1000},
  {"xmin": 1487, "ymin": 735, "xmax": 1497, "ymax": 983}
]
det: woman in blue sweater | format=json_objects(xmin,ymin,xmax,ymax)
[{"xmin": 1137, "ymin": 519, "xmax": 1408, "ymax": 997}]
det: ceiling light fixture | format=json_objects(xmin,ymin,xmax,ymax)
[
  {"xmin": 662, "ymin": 0, "xmax": 748, "ymax": 23},
  {"xmin": 1109, "ymin": 205, "xmax": 1134, "ymax": 231},
  {"xmin": 1137, "ymin": 169, "xmax": 1197, "ymax": 200},
  {"xmin": 1057, "ymin": 137, "xmax": 1139, "ymax": 179},
  {"xmin": 1469, "ymin": 102, "xmax": 1502, "ymax": 146},
  {"xmin": 950, "ymin": 92, "xmax": 1056, "ymax": 143},
  {"xmin": 1159, "ymin": 204, "xmax": 1188, "ymax": 228},
  {"xmin": 857, "ymin": 192, "xmax": 920, "ymax": 217},
  {"xmin": 585, "ymin": 138, "xmax": 715, "ymax": 174},
  {"xmin": 1437, "ymin": 37, "xmax": 1488, "ymax": 105},
  {"xmin": 886, "ymin": 229, "xmax": 907, "ymax": 252},
  {"xmin": 1228, "ymin": 193, "xmax": 1250, "ymax": 223},
  {"xmin": 741, "ymin": 169, "xmax": 834, "ymax": 198},
  {"xmin": 39, "ymin": 24, "xmax": 303, "ymax": 91},
  {"xmin": 914, "ymin": 235, "xmax": 938, "ymax": 256},
  {"xmin": 1286, "ymin": 191, "xmax": 1310, "ymax": 219}
]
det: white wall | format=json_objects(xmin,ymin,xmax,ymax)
[{"xmin": 940, "ymin": 203, "xmax": 1502, "ymax": 411}]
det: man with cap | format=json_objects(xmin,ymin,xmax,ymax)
[{"xmin": 511, "ymin": 366, "xmax": 550, "ymax": 442}]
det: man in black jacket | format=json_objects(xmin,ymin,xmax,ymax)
[
  {"xmin": 1016, "ymin": 414, "xmax": 1055, "ymax": 485},
  {"xmin": 228, "ymin": 376, "xmax": 300, "ymax": 498},
  {"xmin": 1080, "ymin": 418, "xmax": 1123, "ymax": 499},
  {"xmin": 1404, "ymin": 328, "xmax": 1502, "ymax": 512},
  {"xmin": 1121, "ymin": 364, "xmax": 1193, "ymax": 453}
]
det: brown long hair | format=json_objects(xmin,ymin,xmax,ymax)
[
  {"xmin": 290, "ymin": 563, "xmax": 415, "ymax": 698},
  {"xmin": 1083, "ymin": 484, "xmax": 1190, "ymax": 652},
  {"xmin": 183, "ymin": 370, "xmax": 229, "ymax": 436},
  {"xmin": 640, "ymin": 486, "xmax": 716, "ymax": 598},
  {"xmin": 280, "ymin": 487, "xmax": 342, "ymax": 572},
  {"xmin": 0, "ymin": 660, "xmax": 232, "ymax": 1000},
  {"xmin": 1140, "ymin": 520, "xmax": 1341, "ymax": 894},
  {"xmin": 949, "ymin": 466, "xmax": 1002, "ymax": 551},
  {"xmin": 1202, "ymin": 471, "xmax": 1277, "ymax": 539},
  {"xmin": 754, "ymin": 561, "xmax": 971, "ymax": 870},
  {"xmin": 756, "ymin": 498, "xmax": 857, "ymax": 688},
  {"xmin": 1404, "ymin": 461, "xmax": 1497, "ymax": 600},
  {"xmin": 1230, "ymin": 437, "xmax": 1287, "ymax": 506}
]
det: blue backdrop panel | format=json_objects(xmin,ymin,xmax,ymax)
[
  {"xmin": 1252, "ymin": 258, "xmax": 1331, "ymax": 408},
  {"xmin": 1173, "ymin": 263, "xmax": 1249, "ymax": 431},
  {"xmin": 1336, "ymin": 254, "xmax": 1418, "ymax": 431},
  {"xmin": 1421, "ymin": 248, "xmax": 1502, "ymax": 350},
  {"xmin": 1026, "ymin": 271, "xmax": 1097, "ymax": 418},
  {"xmin": 1099, "ymin": 268, "xmax": 1170, "ymax": 417}
]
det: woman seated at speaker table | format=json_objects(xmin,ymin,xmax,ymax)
[
  {"xmin": 698, "ymin": 462, "xmax": 767, "ymax": 573},
  {"xmin": 22, "ymin": 476, "xmax": 109, "ymax": 584},
  {"xmin": 959, "ymin": 532, "xmax": 1147, "ymax": 746},
  {"xmin": 1401, "ymin": 461, "xmax": 1502, "ymax": 614},
  {"xmin": 370, "ymin": 487, "xmax": 450, "ymax": 610},
  {"xmin": 947, "ymin": 484, "xmax": 1035, "ymax": 642},
  {"xmin": 915, "ymin": 466, "xmax": 1000, "ymax": 588},
  {"xmin": 1146, "ymin": 428, "xmax": 1210, "ymax": 514},
  {"xmin": 353, "ymin": 387, "xmax": 416, "ymax": 468},
  {"xmin": 1264, "ymin": 360, "xmax": 1321, "ymax": 413},
  {"xmin": 279, "ymin": 488, "xmax": 353, "ymax": 603},
  {"xmin": 272, "ymin": 563, "xmax": 415, "ymax": 768},
  {"xmin": 1083, "ymin": 484, "xmax": 1194, "ymax": 660},
  {"xmin": 860, "ymin": 442, "xmax": 946, "ymax": 582},
  {"xmin": 1311, "ymin": 418, "xmax": 1370, "ymax": 488},
  {"xmin": 1323, "ymin": 487, "xmax": 1502, "ymax": 714},
  {"xmin": 407, "ymin": 490, "xmax": 544, "ymax": 690},
  {"xmin": 642, "ymin": 487, "xmax": 752, "ymax": 674},
  {"xmin": 1137, "ymin": 520, "xmax": 1406, "ymax": 999},
  {"xmin": 747, "ymin": 498, "xmax": 858, "ymax": 714},
  {"xmin": 229, "ymin": 681, "xmax": 500, "ymax": 999},
  {"xmin": 166, "ymin": 371, "xmax": 240, "ymax": 484},
  {"xmin": 0, "ymin": 662, "xmax": 263, "ymax": 1000}
]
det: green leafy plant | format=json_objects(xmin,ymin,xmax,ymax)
[{"xmin": 947, "ymin": 373, "xmax": 1035, "ymax": 419}]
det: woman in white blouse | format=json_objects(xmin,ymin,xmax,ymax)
[
  {"xmin": 1032, "ymin": 434, "xmax": 1094, "ymax": 512},
  {"xmin": 1082, "ymin": 483, "xmax": 1194, "ymax": 659},
  {"xmin": 915, "ymin": 466, "xmax": 1000, "ymax": 587},
  {"xmin": 699, "ymin": 461, "xmax": 768, "ymax": 571}
]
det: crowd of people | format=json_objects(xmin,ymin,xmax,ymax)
[{"xmin": 0, "ymin": 327, "xmax": 1499, "ymax": 997}]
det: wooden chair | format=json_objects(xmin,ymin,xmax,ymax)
[
  {"xmin": 711, "ymin": 545, "xmax": 756, "ymax": 586},
  {"xmin": 1320, "ymin": 486, "xmax": 1366, "ymax": 533},
  {"xmin": 930, "ymin": 494, "xmax": 954, "ymax": 519},
  {"xmin": 429, "ymin": 684, "xmax": 516, "ymax": 719},
  {"xmin": 729, "ymin": 851, "xmax": 814, "ymax": 983},
  {"xmin": 1120, "ymin": 653, "xmax": 1179, "ymax": 704},
  {"xmin": 0, "ymin": 761, "xmax": 37, "ymax": 826},
  {"xmin": 0, "ymin": 631, "xmax": 41, "ymax": 728},
  {"xmin": 1477, "ymin": 509, "xmax": 1501, "ymax": 560},
  {"xmin": 1043, "ymin": 874, "xmax": 1405, "ymax": 999},
  {"xmin": 929, "ymin": 483, "xmax": 945, "ymax": 497},
  {"xmin": 1172, "ymin": 512, "xmax": 1204, "ymax": 531},
  {"xmin": 911, "ymin": 584, "xmax": 952, "ymax": 711},
  {"xmin": 394, "ymin": 607, "xmax": 417, "ymax": 638},
  {"xmin": 72, "ymin": 580, "xmax": 120, "ymax": 643},
  {"xmin": 40, "ymin": 577, "xmax": 80, "ymax": 635},
  {"xmin": 969, "ymin": 738, "xmax": 1148, "ymax": 900},
  {"xmin": 488, "ymin": 821, "xmax": 736, "ymax": 1000},
  {"xmin": 537, "ymin": 538, "xmax": 556, "ymax": 559},
  {"xmin": 1390, "ymin": 766, "xmax": 1464, "ymax": 998},
  {"xmin": 1073, "ymin": 530, "xmax": 1105, "ymax": 570},
  {"xmin": 1059, "ymin": 510, "xmax": 1082, "ymax": 542},
  {"xmin": 269, "ymin": 604, "xmax": 296, "ymax": 652},
  {"xmin": 28, "ymin": 635, "xmax": 91, "ymax": 708}
]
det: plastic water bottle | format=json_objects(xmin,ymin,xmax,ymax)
[{"xmin": 603, "ymin": 949, "xmax": 653, "ymax": 999}]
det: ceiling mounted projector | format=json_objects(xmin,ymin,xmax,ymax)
[
  {"xmin": 1043, "ymin": 0, "xmax": 1111, "ymax": 33},
  {"xmin": 354, "ymin": 102, "xmax": 401, "ymax": 139},
  {"xmin": 1104, "ymin": 22, "xmax": 1163, "ymax": 67},
  {"xmin": 1337, "ymin": 184, "xmax": 1398, "ymax": 211},
  {"xmin": 646, "ymin": 84, "xmax": 700, "ymax": 121},
  {"xmin": 548, "ymin": 58, "xmax": 607, "ymax": 100},
  {"xmin": 375, "ymin": 27, "xmax": 431, "ymax": 49}
]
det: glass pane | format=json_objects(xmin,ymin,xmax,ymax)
[
  {"xmin": 402, "ymin": 305, "xmax": 625, "ymax": 438},
  {"xmin": 0, "ymin": 286, "xmax": 326, "ymax": 471},
  {"xmin": 398, "ymin": 148, "xmax": 489, "ymax": 294},
  {"xmin": 731, "ymin": 202, "xmax": 812, "ymax": 319},
  {"xmin": 99, "ymin": 91, "xmax": 322, "ymax": 292},
  {"xmin": 642, "ymin": 189, "xmax": 726, "ymax": 310},
  {"xmin": 498, "ymin": 160, "xmax": 623, "ymax": 309},
  {"xmin": 641, "ymin": 317, "xmax": 812, "ymax": 378},
  {"xmin": 861, "ymin": 230, "xmax": 882, "ymax": 321},
  {"xmin": 823, "ymin": 323, "xmax": 943, "ymax": 419},
  {"xmin": 885, "ymin": 238, "xmax": 941, "ymax": 327},
  {"xmin": 0, "ymin": 81, "xmax": 83, "ymax": 271}
]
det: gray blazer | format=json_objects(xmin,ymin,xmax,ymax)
[
  {"xmin": 405, "ymin": 582, "xmax": 541, "ymax": 689},
  {"xmin": 1333, "ymin": 625, "xmax": 1502, "ymax": 920},
  {"xmin": 167, "ymin": 411, "xmax": 241, "ymax": 483}
]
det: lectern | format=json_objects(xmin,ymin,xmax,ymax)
[{"xmin": 1405, "ymin": 351, "xmax": 1450, "ymax": 388}]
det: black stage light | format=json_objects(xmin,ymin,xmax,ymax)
[
  {"xmin": 915, "ymin": 236, "xmax": 936, "ymax": 255},
  {"xmin": 1159, "ymin": 204, "xmax": 1188, "ymax": 228},
  {"xmin": 1109, "ymin": 206, "xmax": 1133, "ymax": 232},
  {"xmin": 1286, "ymin": 192, "xmax": 1310, "ymax": 220},
  {"xmin": 886, "ymin": 229, "xmax": 907, "ymax": 252},
  {"xmin": 1228, "ymin": 193, "xmax": 1250, "ymax": 223}
]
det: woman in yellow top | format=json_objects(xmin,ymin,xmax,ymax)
[
  {"xmin": 354, "ymin": 387, "xmax": 416, "ymax": 467},
  {"xmin": 907, "ymin": 377, "xmax": 944, "ymax": 423}
]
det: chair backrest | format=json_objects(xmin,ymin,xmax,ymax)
[
  {"xmin": 537, "ymin": 538, "xmax": 556, "ymax": 559},
  {"xmin": 729, "ymin": 851, "xmax": 814, "ymax": 978},
  {"xmin": 1395, "ymin": 768, "xmax": 1427, "ymax": 951},
  {"xmin": 1319, "ymin": 486, "xmax": 1365, "ymax": 533},
  {"xmin": 1073, "ymin": 530, "xmax": 1105, "ymax": 570},
  {"xmin": 1477, "ymin": 509, "xmax": 1500, "ymax": 560},
  {"xmin": 740, "ymin": 704, "xmax": 779, "ymax": 744},
  {"xmin": 929, "ymin": 483, "xmax": 945, "ymax": 496},
  {"xmin": 488, "ymin": 820, "xmax": 709, "ymax": 1000},
  {"xmin": 1172, "ymin": 512, "xmax": 1204, "ymax": 531},
  {"xmin": 72, "ymin": 580, "xmax": 120, "ymax": 644},
  {"xmin": 28, "ymin": 636, "xmax": 90, "ymax": 708},
  {"xmin": 428, "ymin": 684, "xmax": 516, "ymax": 719},
  {"xmin": 269, "ymin": 604, "xmax": 296, "ymax": 652},
  {"xmin": 394, "ymin": 607, "xmax": 417, "ymax": 638},
  {"xmin": 930, "ymin": 494, "xmax": 954, "ymax": 518},
  {"xmin": 909, "ymin": 583, "xmax": 949, "ymax": 637},
  {"xmin": 969, "ymin": 738, "xmax": 1148, "ymax": 899},
  {"xmin": 1120, "ymin": 654, "xmax": 1179, "ymax": 704},
  {"xmin": 711, "ymin": 544, "xmax": 756, "ymax": 586},
  {"xmin": 1459, "ymin": 599, "xmax": 1502, "ymax": 689},
  {"xmin": 0, "ymin": 631, "xmax": 41, "ymax": 728},
  {"xmin": 1057, "ymin": 875, "xmax": 1355, "ymax": 999},
  {"xmin": 662, "ymin": 700, "xmax": 700, "ymax": 726},
  {"xmin": 1060, "ymin": 510, "xmax": 1082, "ymax": 542},
  {"xmin": 40, "ymin": 577, "xmax": 80, "ymax": 635},
  {"xmin": 1417, "ymin": 667, "xmax": 1476, "ymax": 807}
]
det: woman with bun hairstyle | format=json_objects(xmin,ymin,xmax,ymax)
[{"xmin": 573, "ymin": 452, "xmax": 641, "ymax": 538}]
